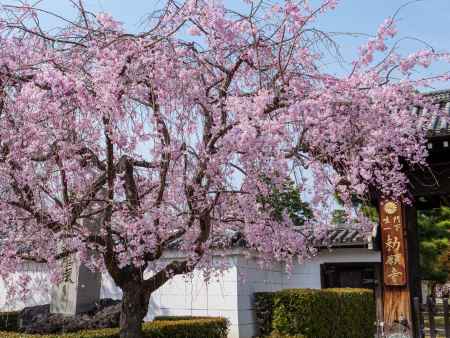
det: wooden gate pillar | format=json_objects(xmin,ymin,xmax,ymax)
[
  {"xmin": 379, "ymin": 200, "xmax": 413, "ymax": 335},
  {"xmin": 406, "ymin": 204, "xmax": 422, "ymax": 338}
]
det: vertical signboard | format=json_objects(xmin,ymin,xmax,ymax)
[{"xmin": 380, "ymin": 200, "xmax": 407, "ymax": 286}]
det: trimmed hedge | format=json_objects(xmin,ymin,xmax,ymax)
[
  {"xmin": 0, "ymin": 311, "xmax": 19, "ymax": 331},
  {"xmin": 254, "ymin": 288, "xmax": 375, "ymax": 338},
  {"xmin": 154, "ymin": 316, "xmax": 212, "ymax": 321},
  {"xmin": 254, "ymin": 292, "xmax": 275, "ymax": 336},
  {"xmin": 260, "ymin": 335, "xmax": 306, "ymax": 338},
  {"xmin": 0, "ymin": 317, "xmax": 229, "ymax": 338}
]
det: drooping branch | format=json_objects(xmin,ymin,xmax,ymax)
[
  {"xmin": 143, "ymin": 260, "xmax": 189, "ymax": 291},
  {"xmin": 77, "ymin": 147, "xmax": 106, "ymax": 170},
  {"xmin": 148, "ymin": 87, "xmax": 171, "ymax": 207},
  {"xmin": 5, "ymin": 200, "xmax": 60, "ymax": 231},
  {"xmin": 55, "ymin": 149, "xmax": 70, "ymax": 206},
  {"xmin": 120, "ymin": 156, "xmax": 140, "ymax": 211}
]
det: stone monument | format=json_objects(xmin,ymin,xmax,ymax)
[
  {"xmin": 50, "ymin": 252, "xmax": 101, "ymax": 315},
  {"xmin": 50, "ymin": 213, "xmax": 102, "ymax": 315}
]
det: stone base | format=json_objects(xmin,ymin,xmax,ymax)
[{"xmin": 19, "ymin": 299, "xmax": 121, "ymax": 334}]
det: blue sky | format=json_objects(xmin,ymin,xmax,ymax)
[{"xmin": 3, "ymin": 0, "xmax": 449, "ymax": 85}]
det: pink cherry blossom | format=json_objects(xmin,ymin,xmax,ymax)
[{"xmin": 0, "ymin": 1, "xmax": 448, "ymax": 337}]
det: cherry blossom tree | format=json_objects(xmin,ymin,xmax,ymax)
[{"xmin": 0, "ymin": 0, "xmax": 448, "ymax": 337}]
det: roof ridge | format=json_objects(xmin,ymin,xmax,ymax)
[{"xmin": 423, "ymin": 89, "xmax": 450, "ymax": 100}]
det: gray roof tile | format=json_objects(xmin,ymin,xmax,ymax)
[{"xmin": 419, "ymin": 90, "xmax": 450, "ymax": 137}]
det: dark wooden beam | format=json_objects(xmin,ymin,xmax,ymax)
[
  {"xmin": 406, "ymin": 204, "xmax": 421, "ymax": 338},
  {"xmin": 408, "ymin": 162, "xmax": 450, "ymax": 197}
]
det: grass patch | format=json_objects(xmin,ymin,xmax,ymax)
[{"xmin": 0, "ymin": 317, "xmax": 229, "ymax": 338}]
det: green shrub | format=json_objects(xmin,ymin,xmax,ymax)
[
  {"xmin": 325, "ymin": 288, "xmax": 375, "ymax": 338},
  {"xmin": 258, "ymin": 334, "xmax": 305, "ymax": 338},
  {"xmin": 254, "ymin": 292, "xmax": 275, "ymax": 336},
  {"xmin": 153, "ymin": 316, "xmax": 212, "ymax": 321},
  {"xmin": 0, "ymin": 311, "xmax": 19, "ymax": 331},
  {"xmin": 0, "ymin": 317, "xmax": 229, "ymax": 338},
  {"xmin": 255, "ymin": 288, "xmax": 375, "ymax": 338},
  {"xmin": 144, "ymin": 318, "xmax": 229, "ymax": 338}
]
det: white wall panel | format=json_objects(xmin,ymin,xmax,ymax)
[{"xmin": 0, "ymin": 248, "xmax": 381, "ymax": 338}]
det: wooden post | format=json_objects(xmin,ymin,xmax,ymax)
[
  {"xmin": 380, "ymin": 200, "xmax": 412, "ymax": 333},
  {"xmin": 413, "ymin": 297, "xmax": 424, "ymax": 338},
  {"xmin": 406, "ymin": 204, "xmax": 422, "ymax": 338},
  {"xmin": 374, "ymin": 264, "xmax": 384, "ymax": 325},
  {"xmin": 443, "ymin": 298, "xmax": 450, "ymax": 338},
  {"xmin": 427, "ymin": 296, "xmax": 436, "ymax": 338}
]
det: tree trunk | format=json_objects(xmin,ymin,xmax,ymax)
[{"xmin": 119, "ymin": 283, "xmax": 150, "ymax": 338}]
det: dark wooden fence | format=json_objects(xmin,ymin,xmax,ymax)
[{"xmin": 414, "ymin": 296, "xmax": 450, "ymax": 338}]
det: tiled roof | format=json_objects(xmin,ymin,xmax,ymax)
[
  {"xmin": 323, "ymin": 227, "xmax": 368, "ymax": 246},
  {"xmin": 166, "ymin": 226, "xmax": 370, "ymax": 250},
  {"xmin": 301, "ymin": 227, "xmax": 369, "ymax": 248},
  {"xmin": 417, "ymin": 90, "xmax": 450, "ymax": 138}
]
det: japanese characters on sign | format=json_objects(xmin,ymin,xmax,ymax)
[
  {"xmin": 380, "ymin": 200, "xmax": 407, "ymax": 286},
  {"xmin": 62, "ymin": 254, "xmax": 74, "ymax": 283}
]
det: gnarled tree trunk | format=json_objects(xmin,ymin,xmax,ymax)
[
  {"xmin": 119, "ymin": 282, "xmax": 151, "ymax": 338},
  {"xmin": 107, "ymin": 257, "xmax": 191, "ymax": 338}
]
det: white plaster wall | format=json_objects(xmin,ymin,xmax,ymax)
[
  {"xmin": 0, "ymin": 262, "xmax": 51, "ymax": 311},
  {"xmin": 283, "ymin": 247, "xmax": 381, "ymax": 289},
  {"xmin": 100, "ymin": 255, "xmax": 242, "ymax": 338},
  {"xmin": 0, "ymin": 248, "xmax": 381, "ymax": 338},
  {"xmin": 235, "ymin": 257, "xmax": 284, "ymax": 338},
  {"xmin": 235, "ymin": 248, "xmax": 381, "ymax": 338}
]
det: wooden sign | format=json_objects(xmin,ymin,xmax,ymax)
[{"xmin": 380, "ymin": 200, "xmax": 407, "ymax": 286}]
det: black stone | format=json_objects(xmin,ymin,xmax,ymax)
[{"xmin": 18, "ymin": 299, "xmax": 121, "ymax": 334}]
